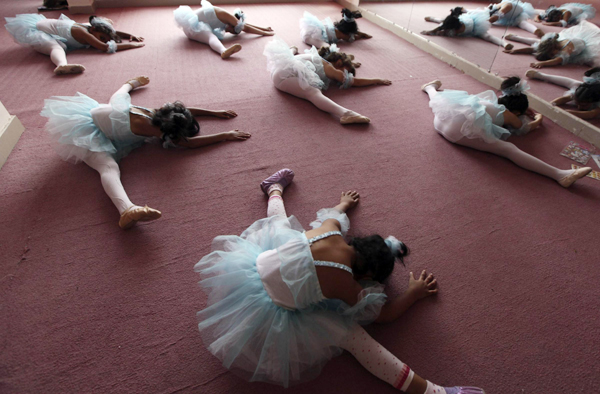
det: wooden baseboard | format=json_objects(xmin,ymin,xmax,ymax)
[
  {"xmin": 336, "ymin": 0, "xmax": 600, "ymax": 148},
  {"xmin": 0, "ymin": 103, "xmax": 25, "ymax": 171}
]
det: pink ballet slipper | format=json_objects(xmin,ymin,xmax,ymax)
[{"xmin": 260, "ymin": 168, "xmax": 295, "ymax": 195}]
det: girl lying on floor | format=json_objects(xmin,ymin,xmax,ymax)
[
  {"xmin": 195, "ymin": 167, "xmax": 485, "ymax": 394},
  {"xmin": 527, "ymin": 67, "xmax": 600, "ymax": 119},
  {"xmin": 4, "ymin": 14, "xmax": 144, "ymax": 75},
  {"xmin": 422, "ymin": 7, "xmax": 513, "ymax": 49},
  {"xmin": 504, "ymin": 20, "xmax": 600, "ymax": 68},
  {"xmin": 487, "ymin": 0, "xmax": 544, "ymax": 38},
  {"xmin": 535, "ymin": 3, "xmax": 596, "ymax": 27},
  {"xmin": 300, "ymin": 8, "xmax": 372, "ymax": 49},
  {"xmin": 422, "ymin": 76, "xmax": 592, "ymax": 188},
  {"xmin": 174, "ymin": 0, "xmax": 273, "ymax": 59},
  {"xmin": 41, "ymin": 76, "xmax": 250, "ymax": 229},
  {"xmin": 264, "ymin": 37, "xmax": 391, "ymax": 125}
]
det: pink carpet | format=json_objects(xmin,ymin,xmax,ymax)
[
  {"xmin": 1, "ymin": 2, "xmax": 600, "ymax": 394},
  {"xmin": 362, "ymin": 1, "xmax": 600, "ymax": 127}
]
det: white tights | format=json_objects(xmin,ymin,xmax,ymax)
[
  {"xmin": 273, "ymin": 72, "xmax": 354, "ymax": 119},
  {"xmin": 184, "ymin": 29, "xmax": 226, "ymax": 54},
  {"xmin": 425, "ymin": 86, "xmax": 571, "ymax": 182},
  {"xmin": 517, "ymin": 20, "xmax": 538, "ymax": 34},
  {"xmin": 267, "ymin": 195, "xmax": 287, "ymax": 217},
  {"xmin": 83, "ymin": 152, "xmax": 133, "ymax": 214},
  {"xmin": 532, "ymin": 71, "xmax": 581, "ymax": 90},
  {"xmin": 505, "ymin": 34, "xmax": 539, "ymax": 46},
  {"xmin": 304, "ymin": 36, "xmax": 328, "ymax": 49},
  {"xmin": 31, "ymin": 40, "xmax": 68, "ymax": 67},
  {"xmin": 425, "ymin": 17, "xmax": 508, "ymax": 47}
]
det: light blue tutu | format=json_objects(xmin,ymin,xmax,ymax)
[
  {"xmin": 300, "ymin": 11, "xmax": 337, "ymax": 44},
  {"xmin": 195, "ymin": 213, "xmax": 386, "ymax": 387},
  {"xmin": 41, "ymin": 92, "xmax": 146, "ymax": 163},
  {"xmin": 5, "ymin": 14, "xmax": 87, "ymax": 51},
  {"xmin": 556, "ymin": 21, "xmax": 600, "ymax": 66},
  {"xmin": 430, "ymin": 90, "xmax": 511, "ymax": 143},
  {"xmin": 560, "ymin": 3, "xmax": 596, "ymax": 25},
  {"xmin": 173, "ymin": 5, "xmax": 225, "ymax": 40},
  {"xmin": 459, "ymin": 9, "xmax": 492, "ymax": 37},
  {"xmin": 264, "ymin": 36, "xmax": 329, "ymax": 91},
  {"xmin": 494, "ymin": 0, "xmax": 537, "ymax": 26}
]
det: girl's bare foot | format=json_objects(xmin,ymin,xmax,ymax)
[
  {"xmin": 421, "ymin": 80, "xmax": 442, "ymax": 92},
  {"xmin": 54, "ymin": 64, "xmax": 85, "ymax": 75},
  {"xmin": 340, "ymin": 111, "xmax": 370, "ymax": 125},
  {"xmin": 339, "ymin": 190, "xmax": 360, "ymax": 211},
  {"xmin": 127, "ymin": 76, "xmax": 150, "ymax": 89},
  {"xmin": 221, "ymin": 44, "xmax": 242, "ymax": 59}
]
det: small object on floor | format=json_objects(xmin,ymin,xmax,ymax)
[
  {"xmin": 591, "ymin": 154, "xmax": 600, "ymax": 169},
  {"xmin": 560, "ymin": 141, "xmax": 595, "ymax": 165},
  {"xmin": 571, "ymin": 164, "xmax": 600, "ymax": 181}
]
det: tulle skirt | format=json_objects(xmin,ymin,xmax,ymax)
[
  {"xmin": 495, "ymin": 0, "xmax": 536, "ymax": 26},
  {"xmin": 264, "ymin": 36, "xmax": 328, "ymax": 91},
  {"xmin": 560, "ymin": 21, "xmax": 600, "ymax": 66},
  {"xmin": 5, "ymin": 14, "xmax": 86, "ymax": 52},
  {"xmin": 460, "ymin": 10, "xmax": 492, "ymax": 37},
  {"xmin": 195, "ymin": 214, "xmax": 386, "ymax": 387},
  {"xmin": 429, "ymin": 90, "xmax": 511, "ymax": 143},
  {"xmin": 173, "ymin": 5, "xmax": 225, "ymax": 40},
  {"xmin": 41, "ymin": 92, "xmax": 145, "ymax": 163},
  {"xmin": 561, "ymin": 3, "xmax": 596, "ymax": 24},
  {"xmin": 300, "ymin": 11, "xmax": 335, "ymax": 44}
]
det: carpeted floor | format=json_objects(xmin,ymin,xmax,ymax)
[{"xmin": 1, "ymin": 2, "xmax": 600, "ymax": 394}]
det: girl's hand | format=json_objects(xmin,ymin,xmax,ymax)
[
  {"xmin": 130, "ymin": 35, "xmax": 144, "ymax": 42},
  {"xmin": 339, "ymin": 190, "xmax": 360, "ymax": 210},
  {"xmin": 215, "ymin": 110, "xmax": 238, "ymax": 119},
  {"xmin": 408, "ymin": 270, "xmax": 438, "ymax": 300},
  {"xmin": 378, "ymin": 79, "xmax": 392, "ymax": 86},
  {"xmin": 534, "ymin": 113, "xmax": 543, "ymax": 121},
  {"xmin": 530, "ymin": 62, "xmax": 543, "ymax": 68},
  {"xmin": 421, "ymin": 30, "xmax": 434, "ymax": 36},
  {"xmin": 225, "ymin": 130, "xmax": 251, "ymax": 141}
]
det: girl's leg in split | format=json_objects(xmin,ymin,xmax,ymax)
[
  {"xmin": 260, "ymin": 169, "xmax": 295, "ymax": 218},
  {"xmin": 504, "ymin": 34, "xmax": 539, "ymax": 45},
  {"xmin": 480, "ymin": 33, "xmax": 511, "ymax": 48},
  {"xmin": 274, "ymin": 75, "xmax": 370, "ymax": 124},
  {"xmin": 303, "ymin": 36, "xmax": 328, "ymax": 48},
  {"xmin": 424, "ymin": 16, "xmax": 444, "ymax": 23},
  {"xmin": 526, "ymin": 70, "xmax": 582, "ymax": 90},
  {"xmin": 341, "ymin": 325, "xmax": 485, "ymax": 394},
  {"xmin": 517, "ymin": 20, "xmax": 544, "ymax": 37},
  {"xmin": 32, "ymin": 39, "xmax": 85, "ymax": 75},
  {"xmin": 184, "ymin": 28, "xmax": 241, "ymax": 58}
]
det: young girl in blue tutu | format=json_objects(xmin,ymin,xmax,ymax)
[
  {"xmin": 174, "ymin": 1, "xmax": 273, "ymax": 59},
  {"xmin": 264, "ymin": 37, "xmax": 391, "ymax": 125},
  {"xmin": 4, "ymin": 14, "xmax": 144, "ymax": 75},
  {"xmin": 535, "ymin": 3, "xmax": 596, "ymax": 27},
  {"xmin": 300, "ymin": 8, "xmax": 372, "ymax": 49},
  {"xmin": 526, "ymin": 67, "xmax": 600, "ymax": 119},
  {"xmin": 422, "ymin": 76, "xmax": 592, "ymax": 187},
  {"xmin": 41, "ymin": 76, "xmax": 251, "ymax": 229},
  {"xmin": 195, "ymin": 168, "xmax": 486, "ymax": 394},
  {"xmin": 487, "ymin": 0, "xmax": 544, "ymax": 37},
  {"xmin": 422, "ymin": 7, "xmax": 513, "ymax": 49},
  {"xmin": 504, "ymin": 21, "xmax": 600, "ymax": 68}
]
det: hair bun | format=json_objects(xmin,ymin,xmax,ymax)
[{"xmin": 384, "ymin": 236, "xmax": 408, "ymax": 259}]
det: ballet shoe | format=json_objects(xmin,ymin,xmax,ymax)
[
  {"xmin": 504, "ymin": 33, "xmax": 516, "ymax": 41},
  {"xmin": 525, "ymin": 69, "xmax": 540, "ymax": 79},
  {"xmin": 261, "ymin": 169, "xmax": 295, "ymax": 195},
  {"xmin": 340, "ymin": 113, "xmax": 370, "ymax": 125},
  {"xmin": 558, "ymin": 167, "xmax": 592, "ymax": 188},
  {"xmin": 421, "ymin": 80, "xmax": 442, "ymax": 92},
  {"xmin": 221, "ymin": 44, "xmax": 242, "ymax": 59},
  {"xmin": 54, "ymin": 64, "xmax": 85, "ymax": 75},
  {"xmin": 127, "ymin": 76, "xmax": 150, "ymax": 89},
  {"xmin": 504, "ymin": 43, "xmax": 513, "ymax": 50},
  {"xmin": 118, "ymin": 205, "xmax": 162, "ymax": 229}
]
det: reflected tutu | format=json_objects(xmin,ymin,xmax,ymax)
[
  {"xmin": 494, "ymin": 0, "xmax": 537, "ymax": 26},
  {"xmin": 173, "ymin": 5, "xmax": 225, "ymax": 40},
  {"xmin": 300, "ymin": 11, "xmax": 337, "ymax": 44},
  {"xmin": 459, "ymin": 9, "xmax": 492, "ymax": 37}
]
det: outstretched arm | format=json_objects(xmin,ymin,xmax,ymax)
[
  {"xmin": 333, "ymin": 190, "xmax": 360, "ymax": 213},
  {"xmin": 530, "ymin": 57, "xmax": 564, "ymax": 68},
  {"xmin": 116, "ymin": 30, "xmax": 144, "ymax": 42},
  {"xmin": 421, "ymin": 26, "xmax": 447, "ymax": 36},
  {"xmin": 355, "ymin": 31, "xmax": 372, "ymax": 39},
  {"xmin": 566, "ymin": 107, "xmax": 600, "ymax": 120},
  {"xmin": 188, "ymin": 108, "xmax": 238, "ymax": 118},
  {"xmin": 551, "ymin": 95, "xmax": 573, "ymax": 106},
  {"xmin": 174, "ymin": 130, "xmax": 251, "ymax": 148},
  {"xmin": 504, "ymin": 47, "xmax": 535, "ymax": 54},
  {"xmin": 375, "ymin": 271, "xmax": 438, "ymax": 323}
]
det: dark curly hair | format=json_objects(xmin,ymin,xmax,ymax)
[
  {"xmin": 534, "ymin": 33, "xmax": 559, "ymax": 61},
  {"xmin": 151, "ymin": 101, "xmax": 200, "ymax": 143},
  {"xmin": 440, "ymin": 7, "xmax": 464, "ymax": 32},
  {"xmin": 350, "ymin": 235, "xmax": 408, "ymax": 283},
  {"xmin": 88, "ymin": 16, "xmax": 121, "ymax": 43},
  {"xmin": 318, "ymin": 46, "xmax": 356, "ymax": 75},
  {"xmin": 545, "ymin": 7, "xmax": 563, "ymax": 22},
  {"xmin": 498, "ymin": 76, "xmax": 529, "ymax": 114},
  {"xmin": 335, "ymin": 8, "xmax": 362, "ymax": 35},
  {"xmin": 574, "ymin": 67, "xmax": 600, "ymax": 105}
]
